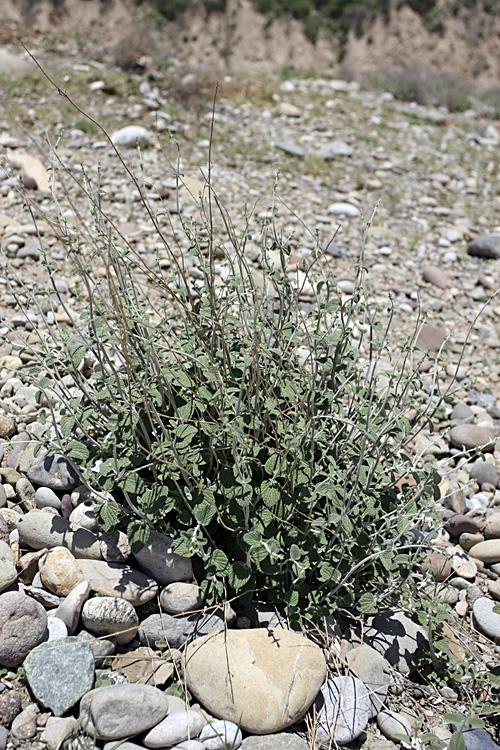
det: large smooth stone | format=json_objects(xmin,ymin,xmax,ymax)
[
  {"xmin": 24, "ymin": 637, "xmax": 94, "ymax": 716},
  {"xmin": 160, "ymin": 582, "xmax": 205, "ymax": 614},
  {"xmin": 138, "ymin": 611, "xmax": 225, "ymax": 649},
  {"xmin": 363, "ymin": 610, "xmax": 427, "ymax": 674},
  {"xmin": 79, "ymin": 684, "xmax": 169, "ymax": 740},
  {"xmin": 468, "ymin": 540, "xmax": 500, "ymax": 564},
  {"xmin": 449, "ymin": 425, "xmax": 495, "ymax": 452},
  {"xmin": 17, "ymin": 512, "xmax": 102, "ymax": 559},
  {"xmin": 0, "ymin": 591, "xmax": 47, "ymax": 666},
  {"xmin": 143, "ymin": 709, "xmax": 205, "ymax": 748},
  {"xmin": 78, "ymin": 558, "xmax": 158, "ymax": 605},
  {"xmin": 345, "ymin": 644, "xmax": 390, "ymax": 717},
  {"xmin": 184, "ymin": 629, "xmax": 326, "ymax": 734},
  {"xmin": 133, "ymin": 530, "xmax": 193, "ymax": 585},
  {"xmin": 82, "ymin": 596, "xmax": 139, "ymax": 645},
  {"xmin": 313, "ymin": 677, "xmax": 370, "ymax": 746},
  {"xmin": 468, "ymin": 234, "xmax": 500, "ymax": 259}
]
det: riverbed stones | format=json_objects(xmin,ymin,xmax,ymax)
[
  {"xmin": 0, "ymin": 591, "xmax": 47, "ymax": 666},
  {"xmin": 184, "ymin": 628, "xmax": 326, "ymax": 734},
  {"xmin": 0, "ymin": 690, "xmax": 22, "ymax": 727},
  {"xmin": 484, "ymin": 513, "xmax": 500, "ymax": 539},
  {"xmin": 78, "ymin": 558, "xmax": 158, "ymax": 605},
  {"xmin": 200, "ymin": 720, "xmax": 243, "ymax": 750},
  {"xmin": 111, "ymin": 126, "xmax": 152, "ymax": 148},
  {"xmin": 421, "ymin": 551, "xmax": 452, "ymax": 581},
  {"xmin": 79, "ymin": 684, "xmax": 169, "ymax": 740},
  {"xmin": 445, "ymin": 514, "xmax": 479, "ymax": 537},
  {"xmin": 345, "ymin": 644, "xmax": 391, "ymax": 717},
  {"xmin": 377, "ymin": 710, "xmax": 412, "ymax": 742},
  {"xmin": 53, "ymin": 580, "xmax": 91, "ymax": 634},
  {"xmin": 449, "ymin": 425, "xmax": 495, "ymax": 452},
  {"xmin": 17, "ymin": 511, "xmax": 101, "ymax": 559},
  {"xmin": 133, "ymin": 530, "xmax": 193, "ymax": 585},
  {"xmin": 422, "ymin": 265, "xmax": 451, "ymax": 289},
  {"xmin": 27, "ymin": 454, "xmax": 79, "ymax": 491},
  {"xmin": 313, "ymin": 676, "xmax": 370, "ymax": 746},
  {"xmin": 0, "ymin": 561, "xmax": 17, "ymax": 593},
  {"xmin": 24, "ymin": 637, "xmax": 94, "ymax": 716},
  {"xmin": 143, "ymin": 709, "xmax": 206, "ymax": 748},
  {"xmin": 473, "ymin": 597, "xmax": 500, "ymax": 639},
  {"xmin": 241, "ymin": 735, "xmax": 309, "ymax": 750},
  {"xmin": 468, "ymin": 539, "xmax": 500, "ymax": 564},
  {"xmin": 39, "ymin": 546, "xmax": 84, "ymax": 596},
  {"xmin": 81, "ymin": 596, "xmax": 139, "ymax": 645},
  {"xmin": 470, "ymin": 460, "xmax": 499, "ymax": 487},
  {"xmin": 111, "ymin": 646, "xmax": 174, "ymax": 685},
  {"xmin": 35, "ymin": 487, "xmax": 62, "ymax": 511}
]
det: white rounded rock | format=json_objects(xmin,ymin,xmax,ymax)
[
  {"xmin": 160, "ymin": 582, "xmax": 205, "ymax": 614},
  {"xmin": 377, "ymin": 710, "xmax": 412, "ymax": 741},
  {"xmin": 143, "ymin": 709, "xmax": 205, "ymax": 748}
]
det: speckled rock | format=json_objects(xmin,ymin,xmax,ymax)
[
  {"xmin": 0, "ymin": 591, "xmax": 47, "ymax": 666},
  {"xmin": 473, "ymin": 597, "xmax": 500, "ymax": 639},
  {"xmin": 39, "ymin": 546, "xmax": 84, "ymax": 596},
  {"xmin": 27, "ymin": 453, "xmax": 79, "ymax": 491},
  {"xmin": 82, "ymin": 596, "xmax": 139, "ymax": 644},
  {"xmin": 184, "ymin": 629, "xmax": 326, "ymax": 734},
  {"xmin": 24, "ymin": 637, "xmax": 95, "ymax": 716}
]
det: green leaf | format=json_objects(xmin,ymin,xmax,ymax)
[
  {"xmin": 193, "ymin": 498, "xmax": 217, "ymax": 526},
  {"xmin": 358, "ymin": 592, "xmax": 377, "ymax": 614},
  {"xmin": 97, "ymin": 501, "xmax": 120, "ymax": 532},
  {"xmin": 448, "ymin": 732, "xmax": 467, "ymax": 750},
  {"xmin": 59, "ymin": 415, "xmax": 76, "ymax": 438},
  {"xmin": 127, "ymin": 520, "xmax": 151, "ymax": 554},
  {"xmin": 444, "ymin": 713, "xmax": 467, "ymax": 726},
  {"xmin": 261, "ymin": 481, "xmax": 280, "ymax": 508},
  {"xmin": 228, "ymin": 561, "xmax": 252, "ymax": 589},
  {"xmin": 208, "ymin": 549, "xmax": 230, "ymax": 575},
  {"xmin": 65, "ymin": 441, "xmax": 89, "ymax": 463},
  {"xmin": 285, "ymin": 589, "xmax": 299, "ymax": 607}
]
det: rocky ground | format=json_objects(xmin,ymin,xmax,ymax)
[{"xmin": 0, "ymin": 32, "xmax": 500, "ymax": 750}]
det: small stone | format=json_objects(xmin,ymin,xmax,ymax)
[
  {"xmin": 460, "ymin": 532, "xmax": 484, "ymax": 551},
  {"xmin": 100, "ymin": 530, "xmax": 131, "ymax": 562},
  {"xmin": 53, "ymin": 580, "xmax": 91, "ymax": 634},
  {"xmin": 27, "ymin": 453, "xmax": 79, "ymax": 491},
  {"xmin": 327, "ymin": 202, "xmax": 359, "ymax": 217},
  {"xmin": 199, "ymin": 720, "xmax": 242, "ymax": 750},
  {"xmin": 488, "ymin": 581, "xmax": 500, "ymax": 600},
  {"xmin": 470, "ymin": 460, "xmax": 498, "ymax": 487},
  {"xmin": 468, "ymin": 234, "xmax": 500, "ymax": 259},
  {"xmin": 484, "ymin": 513, "xmax": 500, "ymax": 539},
  {"xmin": 0, "ymin": 418, "xmax": 15, "ymax": 440},
  {"xmin": 39, "ymin": 546, "xmax": 84, "ymax": 596},
  {"xmin": 275, "ymin": 141, "xmax": 306, "ymax": 157},
  {"xmin": 363, "ymin": 610, "xmax": 427, "ymax": 674},
  {"xmin": 69, "ymin": 503, "xmax": 99, "ymax": 532},
  {"xmin": 422, "ymin": 265, "xmax": 451, "ymax": 289},
  {"xmin": 17, "ymin": 511, "xmax": 101, "ymax": 559},
  {"xmin": 416, "ymin": 324, "xmax": 446, "ymax": 352},
  {"xmin": 82, "ymin": 596, "xmax": 139, "ymax": 644},
  {"xmin": 35, "ymin": 487, "xmax": 62, "ymax": 511},
  {"xmin": 15, "ymin": 477, "xmax": 35, "ymax": 509},
  {"xmin": 316, "ymin": 141, "xmax": 353, "ymax": 159},
  {"xmin": 17, "ymin": 548, "xmax": 47, "ymax": 584},
  {"xmin": 24, "ymin": 636, "xmax": 95, "ymax": 716},
  {"xmin": 0, "ymin": 542, "xmax": 14, "ymax": 567},
  {"xmin": 241, "ymin": 735, "xmax": 309, "ymax": 750},
  {"xmin": 75, "ymin": 630, "xmax": 116, "ymax": 664},
  {"xmin": 42, "ymin": 717, "xmax": 79, "ymax": 750},
  {"xmin": 421, "ymin": 551, "xmax": 452, "ymax": 581},
  {"xmin": 79, "ymin": 558, "xmax": 158, "ymax": 605},
  {"xmin": 449, "ymin": 425, "xmax": 495, "ymax": 452},
  {"xmin": 345, "ymin": 644, "xmax": 390, "ymax": 717},
  {"xmin": 377, "ymin": 710, "xmax": 412, "ymax": 742},
  {"xmin": 11, "ymin": 704, "xmax": 37, "ymax": 740},
  {"xmin": 160, "ymin": 582, "xmax": 205, "ymax": 614},
  {"xmin": 0, "ymin": 690, "xmax": 22, "ymax": 727},
  {"xmin": 111, "ymin": 126, "xmax": 153, "ymax": 148},
  {"xmin": 111, "ymin": 647, "xmax": 174, "ymax": 685},
  {"xmin": 0, "ymin": 591, "xmax": 47, "ymax": 666},
  {"xmin": 468, "ymin": 539, "xmax": 500, "ymax": 564},
  {"xmin": 313, "ymin": 676, "xmax": 370, "ymax": 746},
  {"xmin": 143, "ymin": 709, "xmax": 205, "ymax": 748},
  {"xmin": 0, "ymin": 562, "xmax": 17, "ymax": 593},
  {"xmin": 449, "ymin": 550, "xmax": 477, "ymax": 579},
  {"xmin": 133, "ymin": 529, "xmax": 193, "ymax": 586},
  {"xmin": 139, "ymin": 610, "xmax": 225, "ymax": 649},
  {"xmin": 452, "ymin": 403, "xmax": 474, "ymax": 420},
  {"xmin": 79, "ymin": 684, "xmax": 169, "ymax": 740},
  {"xmin": 445, "ymin": 514, "xmax": 479, "ymax": 537},
  {"xmin": 45, "ymin": 616, "xmax": 68, "ymax": 641}
]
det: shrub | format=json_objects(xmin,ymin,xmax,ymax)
[{"xmin": 8, "ymin": 97, "xmax": 445, "ymax": 630}]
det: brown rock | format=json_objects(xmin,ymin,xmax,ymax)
[
  {"xmin": 449, "ymin": 424, "xmax": 496, "ymax": 452},
  {"xmin": 459, "ymin": 532, "xmax": 484, "ymax": 551},
  {"xmin": 184, "ymin": 629, "xmax": 327, "ymax": 734},
  {"xmin": 484, "ymin": 512, "xmax": 500, "ymax": 540},
  {"xmin": 421, "ymin": 551, "xmax": 452, "ymax": 581},
  {"xmin": 422, "ymin": 266, "xmax": 451, "ymax": 289},
  {"xmin": 0, "ymin": 591, "xmax": 47, "ymax": 666},
  {"xmin": 468, "ymin": 539, "xmax": 500, "ymax": 564},
  {"xmin": 17, "ymin": 548, "xmax": 47, "ymax": 584},
  {"xmin": 111, "ymin": 647, "xmax": 174, "ymax": 685},
  {"xmin": 415, "ymin": 324, "xmax": 447, "ymax": 353},
  {"xmin": 0, "ymin": 417, "xmax": 15, "ymax": 439},
  {"xmin": 39, "ymin": 546, "xmax": 84, "ymax": 597},
  {"xmin": 0, "ymin": 689, "xmax": 22, "ymax": 727}
]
